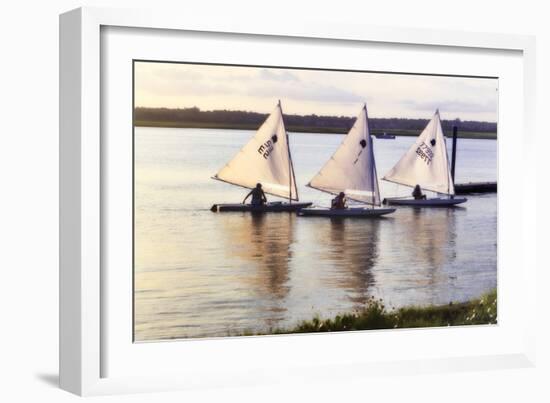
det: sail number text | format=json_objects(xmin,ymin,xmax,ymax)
[
  {"xmin": 416, "ymin": 142, "xmax": 434, "ymax": 165},
  {"xmin": 258, "ymin": 140, "xmax": 275, "ymax": 159}
]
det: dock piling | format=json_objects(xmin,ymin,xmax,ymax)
[{"xmin": 451, "ymin": 126, "xmax": 458, "ymax": 184}]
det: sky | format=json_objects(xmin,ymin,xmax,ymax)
[{"xmin": 134, "ymin": 61, "xmax": 498, "ymax": 122}]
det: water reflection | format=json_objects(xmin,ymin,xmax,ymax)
[
  {"xmin": 410, "ymin": 208, "xmax": 456, "ymax": 265},
  {"xmin": 318, "ymin": 218, "xmax": 380, "ymax": 308},
  {"xmin": 219, "ymin": 213, "xmax": 296, "ymax": 327},
  {"xmin": 394, "ymin": 207, "xmax": 459, "ymax": 304}
]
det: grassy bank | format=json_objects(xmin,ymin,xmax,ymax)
[
  {"xmin": 233, "ymin": 289, "xmax": 497, "ymax": 336},
  {"xmin": 134, "ymin": 120, "xmax": 497, "ymax": 140}
]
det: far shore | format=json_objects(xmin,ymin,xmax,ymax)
[{"xmin": 134, "ymin": 120, "xmax": 497, "ymax": 140}]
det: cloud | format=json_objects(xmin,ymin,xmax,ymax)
[
  {"xmin": 134, "ymin": 61, "xmax": 498, "ymax": 121},
  {"xmin": 251, "ymin": 79, "xmax": 364, "ymax": 104},
  {"xmin": 137, "ymin": 63, "xmax": 364, "ymax": 105},
  {"xmin": 400, "ymin": 99, "xmax": 497, "ymax": 114},
  {"xmin": 258, "ymin": 69, "xmax": 300, "ymax": 82}
]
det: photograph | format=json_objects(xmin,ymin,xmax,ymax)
[{"xmin": 133, "ymin": 61, "xmax": 498, "ymax": 341}]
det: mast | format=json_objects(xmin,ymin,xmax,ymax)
[
  {"xmin": 363, "ymin": 102, "xmax": 378, "ymax": 209},
  {"xmin": 279, "ymin": 99, "xmax": 296, "ymax": 204},
  {"xmin": 363, "ymin": 102, "xmax": 374, "ymax": 209},
  {"xmin": 435, "ymin": 110, "xmax": 454, "ymax": 197},
  {"xmin": 436, "ymin": 109, "xmax": 452, "ymax": 197},
  {"xmin": 433, "ymin": 109, "xmax": 439, "ymax": 196},
  {"xmin": 437, "ymin": 110, "xmax": 453, "ymax": 198}
]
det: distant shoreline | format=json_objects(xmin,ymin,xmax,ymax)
[{"xmin": 134, "ymin": 121, "xmax": 497, "ymax": 140}]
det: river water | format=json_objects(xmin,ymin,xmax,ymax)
[{"xmin": 134, "ymin": 127, "xmax": 497, "ymax": 341}]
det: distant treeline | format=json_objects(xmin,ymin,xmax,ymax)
[{"xmin": 134, "ymin": 106, "xmax": 497, "ymax": 134}]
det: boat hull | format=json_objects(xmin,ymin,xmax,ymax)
[
  {"xmin": 211, "ymin": 201, "xmax": 312, "ymax": 212},
  {"xmin": 298, "ymin": 207, "xmax": 395, "ymax": 217},
  {"xmin": 384, "ymin": 197, "xmax": 467, "ymax": 207}
]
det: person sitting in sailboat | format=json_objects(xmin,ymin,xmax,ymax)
[
  {"xmin": 243, "ymin": 183, "xmax": 267, "ymax": 206},
  {"xmin": 331, "ymin": 192, "xmax": 347, "ymax": 210},
  {"xmin": 412, "ymin": 184, "xmax": 427, "ymax": 200}
]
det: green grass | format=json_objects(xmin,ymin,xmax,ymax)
[
  {"xmin": 134, "ymin": 120, "xmax": 496, "ymax": 139},
  {"xmin": 228, "ymin": 289, "xmax": 497, "ymax": 337}
]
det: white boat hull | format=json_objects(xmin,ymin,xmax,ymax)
[
  {"xmin": 298, "ymin": 207, "xmax": 395, "ymax": 217},
  {"xmin": 384, "ymin": 197, "xmax": 467, "ymax": 207},
  {"xmin": 211, "ymin": 201, "xmax": 312, "ymax": 212}
]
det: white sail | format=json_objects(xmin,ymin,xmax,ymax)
[
  {"xmin": 383, "ymin": 110, "xmax": 454, "ymax": 195},
  {"xmin": 213, "ymin": 102, "xmax": 298, "ymax": 200},
  {"xmin": 308, "ymin": 104, "xmax": 381, "ymax": 206}
]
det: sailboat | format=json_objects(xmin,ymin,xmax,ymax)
[
  {"xmin": 382, "ymin": 109, "xmax": 467, "ymax": 207},
  {"xmin": 210, "ymin": 101, "xmax": 312, "ymax": 212},
  {"xmin": 298, "ymin": 104, "xmax": 395, "ymax": 218}
]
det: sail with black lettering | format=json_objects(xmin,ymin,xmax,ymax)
[
  {"xmin": 213, "ymin": 101, "xmax": 298, "ymax": 200},
  {"xmin": 383, "ymin": 109, "xmax": 454, "ymax": 195},
  {"xmin": 307, "ymin": 104, "xmax": 381, "ymax": 206}
]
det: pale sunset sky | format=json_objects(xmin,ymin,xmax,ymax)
[{"xmin": 134, "ymin": 61, "xmax": 498, "ymax": 122}]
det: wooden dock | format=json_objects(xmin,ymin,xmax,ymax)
[{"xmin": 455, "ymin": 182, "xmax": 497, "ymax": 194}]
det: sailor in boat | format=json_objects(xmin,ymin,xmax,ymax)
[
  {"xmin": 243, "ymin": 183, "xmax": 267, "ymax": 206},
  {"xmin": 331, "ymin": 192, "xmax": 347, "ymax": 210},
  {"xmin": 412, "ymin": 184, "xmax": 427, "ymax": 200}
]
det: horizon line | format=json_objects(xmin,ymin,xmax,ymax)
[{"xmin": 133, "ymin": 105, "xmax": 498, "ymax": 124}]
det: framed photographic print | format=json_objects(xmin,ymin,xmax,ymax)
[{"xmin": 60, "ymin": 7, "xmax": 537, "ymax": 396}]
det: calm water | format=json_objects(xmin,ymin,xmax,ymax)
[{"xmin": 134, "ymin": 127, "xmax": 497, "ymax": 341}]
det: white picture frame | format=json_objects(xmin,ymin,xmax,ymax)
[{"xmin": 60, "ymin": 6, "xmax": 537, "ymax": 396}]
